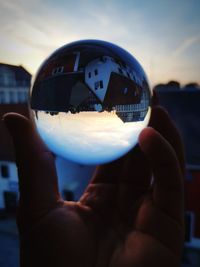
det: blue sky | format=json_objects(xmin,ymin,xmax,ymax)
[{"xmin": 0, "ymin": 0, "xmax": 200, "ymax": 86}]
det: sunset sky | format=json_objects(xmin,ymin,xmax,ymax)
[{"xmin": 0, "ymin": 0, "xmax": 200, "ymax": 86}]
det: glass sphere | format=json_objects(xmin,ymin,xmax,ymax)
[{"xmin": 29, "ymin": 40, "xmax": 151, "ymax": 165}]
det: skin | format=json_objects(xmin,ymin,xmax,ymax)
[{"xmin": 3, "ymin": 106, "xmax": 185, "ymax": 267}]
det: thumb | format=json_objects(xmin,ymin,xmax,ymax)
[{"xmin": 3, "ymin": 113, "xmax": 62, "ymax": 217}]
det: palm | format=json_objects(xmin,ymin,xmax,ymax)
[
  {"xmin": 4, "ymin": 106, "xmax": 185, "ymax": 267},
  {"xmin": 25, "ymin": 181, "xmax": 182, "ymax": 267}
]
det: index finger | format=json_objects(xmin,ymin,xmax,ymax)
[
  {"xmin": 139, "ymin": 127, "xmax": 184, "ymax": 223},
  {"xmin": 149, "ymin": 106, "xmax": 185, "ymax": 175},
  {"xmin": 3, "ymin": 113, "xmax": 61, "ymax": 214}
]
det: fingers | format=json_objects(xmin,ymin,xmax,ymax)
[
  {"xmin": 120, "ymin": 144, "xmax": 151, "ymax": 187},
  {"xmin": 139, "ymin": 127, "xmax": 184, "ymax": 223},
  {"xmin": 3, "ymin": 113, "xmax": 61, "ymax": 214},
  {"xmin": 81, "ymin": 158, "xmax": 122, "ymax": 209},
  {"xmin": 91, "ymin": 139, "xmax": 151, "ymax": 187},
  {"xmin": 149, "ymin": 106, "xmax": 185, "ymax": 174},
  {"xmin": 90, "ymin": 156, "xmax": 124, "ymax": 184},
  {"xmin": 89, "ymin": 144, "xmax": 151, "ymax": 212},
  {"xmin": 85, "ymin": 106, "xmax": 185, "ymax": 224}
]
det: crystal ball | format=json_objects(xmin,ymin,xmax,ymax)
[{"xmin": 29, "ymin": 40, "xmax": 152, "ymax": 165}]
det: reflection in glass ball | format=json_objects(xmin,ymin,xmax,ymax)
[{"xmin": 29, "ymin": 40, "xmax": 152, "ymax": 165}]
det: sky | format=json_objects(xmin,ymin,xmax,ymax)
[{"xmin": 0, "ymin": 0, "xmax": 200, "ymax": 86}]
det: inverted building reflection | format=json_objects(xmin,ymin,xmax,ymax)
[{"xmin": 31, "ymin": 72, "xmax": 150, "ymax": 123}]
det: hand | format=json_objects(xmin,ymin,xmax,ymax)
[{"xmin": 3, "ymin": 106, "xmax": 185, "ymax": 267}]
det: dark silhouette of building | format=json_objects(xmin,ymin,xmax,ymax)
[
  {"xmin": 0, "ymin": 63, "xmax": 31, "ymax": 211},
  {"xmin": 0, "ymin": 63, "xmax": 31, "ymax": 104},
  {"xmin": 155, "ymin": 81, "xmax": 200, "ymax": 239}
]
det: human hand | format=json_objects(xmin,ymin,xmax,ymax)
[{"xmin": 3, "ymin": 106, "xmax": 185, "ymax": 267}]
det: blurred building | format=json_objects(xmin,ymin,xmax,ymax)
[
  {"xmin": 155, "ymin": 82, "xmax": 200, "ymax": 243},
  {"xmin": 0, "ymin": 63, "xmax": 30, "ymax": 104},
  {"xmin": 0, "ymin": 63, "xmax": 31, "ymax": 211}
]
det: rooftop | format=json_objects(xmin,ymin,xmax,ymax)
[{"xmin": 0, "ymin": 63, "xmax": 31, "ymax": 88}]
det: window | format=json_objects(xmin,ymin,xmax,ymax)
[
  {"xmin": 88, "ymin": 72, "xmax": 91, "ymax": 78},
  {"xmin": 123, "ymin": 88, "xmax": 128, "ymax": 94},
  {"xmin": 94, "ymin": 69, "xmax": 98, "ymax": 76},
  {"xmin": 9, "ymin": 91, "xmax": 15, "ymax": 103},
  {"xmin": 1, "ymin": 165, "xmax": 9, "ymax": 178},
  {"xmin": 118, "ymin": 68, "xmax": 123, "ymax": 74},
  {"xmin": 18, "ymin": 91, "xmax": 27, "ymax": 103},
  {"xmin": 0, "ymin": 91, "xmax": 6, "ymax": 104},
  {"xmin": 52, "ymin": 66, "xmax": 64, "ymax": 75},
  {"xmin": 0, "ymin": 74, "xmax": 4, "ymax": 86},
  {"xmin": 95, "ymin": 81, "xmax": 99, "ymax": 90},
  {"xmin": 100, "ymin": 80, "xmax": 103, "ymax": 88},
  {"xmin": 95, "ymin": 80, "xmax": 103, "ymax": 90},
  {"xmin": 185, "ymin": 212, "xmax": 195, "ymax": 243},
  {"xmin": 0, "ymin": 67, "xmax": 15, "ymax": 86},
  {"xmin": 4, "ymin": 191, "xmax": 17, "ymax": 212}
]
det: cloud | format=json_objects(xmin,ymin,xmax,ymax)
[
  {"xmin": 172, "ymin": 35, "xmax": 200, "ymax": 57},
  {"xmin": 1, "ymin": 0, "xmax": 200, "ymax": 84},
  {"xmin": 1, "ymin": 0, "xmax": 145, "ymax": 75}
]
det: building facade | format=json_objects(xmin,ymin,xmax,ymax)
[
  {"xmin": 0, "ymin": 63, "xmax": 31, "ymax": 211},
  {"xmin": 0, "ymin": 63, "xmax": 30, "ymax": 104}
]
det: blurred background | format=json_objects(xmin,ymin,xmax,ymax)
[{"xmin": 0, "ymin": 0, "xmax": 200, "ymax": 266}]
